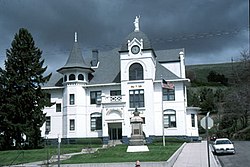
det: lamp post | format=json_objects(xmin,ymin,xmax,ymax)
[
  {"xmin": 45, "ymin": 130, "xmax": 49, "ymax": 166},
  {"xmin": 206, "ymin": 112, "xmax": 211, "ymax": 167},
  {"xmin": 58, "ymin": 134, "xmax": 61, "ymax": 167},
  {"xmin": 162, "ymin": 110, "xmax": 165, "ymax": 147}
]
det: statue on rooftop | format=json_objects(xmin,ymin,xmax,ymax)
[{"xmin": 134, "ymin": 15, "xmax": 140, "ymax": 32}]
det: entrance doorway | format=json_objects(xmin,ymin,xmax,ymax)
[{"xmin": 108, "ymin": 123, "xmax": 122, "ymax": 140}]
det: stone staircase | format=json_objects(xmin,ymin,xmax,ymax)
[
  {"xmin": 108, "ymin": 140, "xmax": 122, "ymax": 146},
  {"xmin": 46, "ymin": 147, "xmax": 98, "ymax": 164}
]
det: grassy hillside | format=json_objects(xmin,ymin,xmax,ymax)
[{"xmin": 186, "ymin": 62, "xmax": 236, "ymax": 84}]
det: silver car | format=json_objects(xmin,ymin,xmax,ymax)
[{"xmin": 212, "ymin": 138, "xmax": 235, "ymax": 154}]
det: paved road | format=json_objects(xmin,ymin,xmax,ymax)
[{"xmin": 216, "ymin": 141, "xmax": 250, "ymax": 167}]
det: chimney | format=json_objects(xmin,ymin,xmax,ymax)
[
  {"xmin": 91, "ymin": 49, "xmax": 99, "ymax": 66},
  {"xmin": 179, "ymin": 50, "xmax": 186, "ymax": 78}
]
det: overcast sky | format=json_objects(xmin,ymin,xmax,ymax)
[{"xmin": 0, "ymin": 0, "xmax": 249, "ymax": 73}]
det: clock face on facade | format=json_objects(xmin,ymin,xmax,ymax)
[{"xmin": 131, "ymin": 45, "xmax": 140, "ymax": 54}]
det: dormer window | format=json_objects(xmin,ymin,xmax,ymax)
[
  {"xmin": 78, "ymin": 74, "xmax": 84, "ymax": 81},
  {"xmin": 64, "ymin": 75, "xmax": 67, "ymax": 82},
  {"xmin": 69, "ymin": 74, "xmax": 75, "ymax": 81}
]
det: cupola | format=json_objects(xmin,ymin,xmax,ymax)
[{"xmin": 120, "ymin": 16, "xmax": 152, "ymax": 52}]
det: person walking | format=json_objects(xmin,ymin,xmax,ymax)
[{"xmin": 135, "ymin": 160, "xmax": 141, "ymax": 167}]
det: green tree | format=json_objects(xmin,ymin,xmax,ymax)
[
  {"xmin": 207, "ymin": 70, "xmax": 228, "ymax": 86},
  {"xmin": 220, "ymin": 49, "xmax": 250, "ymax": 138},
  {"xmin": 199, "ymin": 87, "xmax": 216, "ymax": 113},
  {"xmin": 0, "ymin": 28, "xmax": 51, "ymax": 149},
  {"xmin": 187, "ymin": 89, "xmax": 200, "ymax": 107}
]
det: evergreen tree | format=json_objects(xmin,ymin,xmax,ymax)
[
  {"xmin": 199, "ymin": 87, "xmax": 216, "ymax": 113},
  {"xmin": 0, "ymin": 28, "xmax": 51, "ymax": 149}
]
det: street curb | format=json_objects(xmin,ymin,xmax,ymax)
[
  {"xmin": 213, "ymin": 155, "xmax": 222, "ymax": 167},
  {"xmin": 166, "ymin": 142, "xmax": 186, "ymax": 167},
  {"xmin": 209, "ymin": 144, "xmax": 222, "ymax": 167}
]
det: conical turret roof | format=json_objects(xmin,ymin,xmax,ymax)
[{"xmin": 57, "ymin": 33, "xmax": 94, "ymax": 73}]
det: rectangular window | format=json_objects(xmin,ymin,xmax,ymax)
[
  {"xmin": 91, "ymin": 113, "xmax": 102, "ymax": 131},
  {"xmin": 110, "ymin": 90, "xmax": 121, "ymax": 96},
  {"xmin": 90, "ymin": 91, "xmax": 102, "ymax": 104},
  {"xmin": 45, "ymin": 116, "xmax": 51, "ymax": 134},
  {"xmin": 69, "ymin": 119, "xmax": 75, "ymax": 131},
  {"xmin": 56, "ymin": 103, "xmax": 61, "ymax": 112},
  {"xmin": 191, "ymin": 114, "xmax": 195, "ymax": 127},
  {"xmin": 129, "ymin": 89, "xmax": 144, "ymax": 108},
  {"xmin": 69, "ymin": 94, "xmax": 75, "ymax": 105},
  {"xmin": 46, "ymin": 93, "xmax": 51, "ymax": 102},
  {"xmin": 163, "ymin": 88, "xmax": 175, "ymax": 101},
  {"xmin": 164, "ymin": 110, "xmax": 176, "ymax": 128}
]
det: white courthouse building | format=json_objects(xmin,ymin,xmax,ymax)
[{"xmin": 41, "ymin": 17, "xmax": 199, "ymax": 144}]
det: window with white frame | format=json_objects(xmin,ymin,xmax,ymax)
[
  {"xmin": 46, "ymin": 93, "xmax": 51, "ymax": 102},
  {"xmin": 191, "ymin": 114, "xmax": 195, "ymax": 127},
  {"xmin": 110, "ymin": 90, "xmax": 121, "ymax": 96},
  {"xmin": 69, "ymin": 74, "xmax": 75, "ymax": 80},
  {"xmin": 129, "ymin": 89, "xmax": 144, "ymax": 108},
  {"xmin": 45, "ymin": 116, "xmax": 51, "ymax": 134},
  {"xmin": 69, "ymin": 94, "xmax": 75, "ymax": 105},
  {"xmin": 56, "ymin": 103, "xmax": 61, "ymax": 112},
  {"xmin": 163, "ymin": 88, "xmax": 175, "ymax": 101},
  {"xmin": 90, "ymin": 113, "xmax": 102, "ymax": 131},
  {"xmin": 78, "ymin": 74, "xmax": 84, "ymax": 80},
  {"xmin": 129, "ymin": 63, "xmax": 143, "ymax": 80},
  {"xmin": 163, "ymin": 110, "xmax": 176, "ymax": 128},
  {"xmin": 69, "ymin": 119, "xmax": 75, "ymax": 131},
  {"xmin": 90, "ymin": 91, "xmax": 102, "ymax": 104}
]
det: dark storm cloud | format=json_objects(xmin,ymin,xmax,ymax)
[{"xmin": 0, "ymin": 0, "xmax": 249, "ymax": 71}]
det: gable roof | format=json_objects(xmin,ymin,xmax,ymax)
[
  {"xmin": 156, "ymin": 48, "xmax": 183, "ymax": 63},
  {"xmin": 155, "ymin": 61, "xmax": 180, "ymax": 80}
]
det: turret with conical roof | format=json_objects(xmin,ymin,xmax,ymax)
[
  {"xmin": 57, "ymin": 32, "xmax": 94, "ymax": 74},
  {"xmin": 57, "ymin": 32, "xmax": 94, "ymax": 84}
]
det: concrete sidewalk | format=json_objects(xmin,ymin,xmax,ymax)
[{"xmin": 173, "ymin": 141, "xmax": 221, "ymax": 167}]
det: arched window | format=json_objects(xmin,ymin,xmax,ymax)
[
  {"xmin": 78, "ymin": 74, "xmax": 84, "ymax": 80},
  {"xmin": 64, "ymin": 75, "xmax": 67, "ymax": 82},
  {"xmin": 129, "ymin": 63, "xmax": 143, "ymax": 80},
  {"xmin": 90, "ymin": 112, "xmax": 102, "ymax": 131},
  {"xmin": 69, "ymin": 74, "xmax": 75, "ymax": 80},
  {"xmin": 163, "ymin": 109, "xmax": 176, "ymax": 128}
]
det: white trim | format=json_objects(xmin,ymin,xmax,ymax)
[
  {"xmin": 82, "ymin": 83, "xmax": 121, "ymax": 87},
  {"xmin": 156, "ymin": 78, "xmax": 190, "ymax": 83}
]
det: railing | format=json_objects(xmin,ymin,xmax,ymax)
[{"xmin": 101, "ymin": 95, "xmax": 123, "ymax": 104}]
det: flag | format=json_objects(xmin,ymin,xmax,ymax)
[{"xmin": 162, "ymin": 79, "xmax": 175, "ymax": 89}]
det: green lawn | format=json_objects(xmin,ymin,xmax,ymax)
[
  {"xmin": 62, "ymin": 142, "xmax": 183, "ymax": 164},
  {"xmin": 0, "ymin": 144, "xmax": 100, "ymax": 166},
  {"xmin": 0, "ymin": 142, "xmax": 183, "ymax": 166}
]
